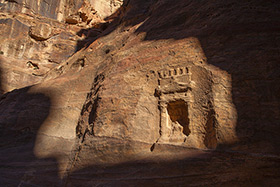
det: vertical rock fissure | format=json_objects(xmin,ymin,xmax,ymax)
[
  {"xmin": 204, "ymin": 108, "xmax": 217, "ymax": 149},
  {"xmin": 150, "ymin": 102, "xmax": 162, "ymax": 152},
  {"xmin": 76, "ymin": 73, "xmax": 104, "ymax": 139},
  {"xmin": 63, "ymin": 73, "xmax": 104, "ymax": 185},
  {"xmin": 88, "ymin": 96, "xmax": 100, "ymax": 136}
]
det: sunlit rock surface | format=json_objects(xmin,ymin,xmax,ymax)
[{"xmin": 0, "ymin": 0, "xmax": 280, "ymax": 186}]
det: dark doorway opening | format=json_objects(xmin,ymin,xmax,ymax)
[{"xmin": 167, "ymin": 100, "xmax": 190, "ymax": 136}]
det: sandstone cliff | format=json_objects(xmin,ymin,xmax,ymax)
[{"xmin": 0, "ymin": 0, "xmax": 280, "ymax": 186}]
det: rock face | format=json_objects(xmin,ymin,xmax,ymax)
[
  {"xmin": 0, "ymin": 0, "xmax": 115, "ymax": 92},
  {"xmin": 88, "ymin": 0, "xmax": 123, "ymax": 19},
  {"xmin": 1, "ymin": 0, "xmax": 280, "ymax": 186},
  {"xmin": 0, "ymin": 1, "xmax": 81, "ymax": 91},
  {"xmin": 0, "ymin": 0, "xmax": 84, "ymax": 21}
]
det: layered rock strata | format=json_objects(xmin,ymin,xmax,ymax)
[{"xmin": 0, "ymin": 0, "xmax": 280, "ymax": 186}]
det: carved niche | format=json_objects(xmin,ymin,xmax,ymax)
[{"xmin": 155, "ymin": 66, "xmax": 193, "ymax": 144}]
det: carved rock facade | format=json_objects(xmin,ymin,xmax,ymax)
[{"xmin": 0, "ymin": 0, "xmax": 280, "ymax": 186}]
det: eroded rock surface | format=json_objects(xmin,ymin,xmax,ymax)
[
  {"xmin": 0, "ymin": 0, "xmax": 121, "ymax": 92},
  {"xmin": 0, "ymin": 0, "xmax": 84, "ymax": 21},
  {"xmin": 0, "ymin": 0, "xmax": 280, "ymax": 186}
]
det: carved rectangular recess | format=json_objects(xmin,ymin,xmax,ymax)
[
  {"xmin": 154, "ymin": 65, "xmax": 218, "ymax": 149},
  {"xmin": 167, "ymin": 100, "xmax": 190, "ymax": 136},
  {"xmin": 156, "ymin": 66, "xmax": 192, "ymax": 143}
]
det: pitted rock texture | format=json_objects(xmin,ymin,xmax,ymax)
[
  {"xmin": 0, "ymin": 14, "xmax": 78, "ymax": 91},
  {"xmin": 0, "ymin": 0, "xmax": 111, "ymax": 92},
  {"xmin": 0, "ymin": 0, "xmax": 84, "ymax": 21},
  {"xmin": 0, "ymin": 0, "xmax": 280, "ymax": 186}
]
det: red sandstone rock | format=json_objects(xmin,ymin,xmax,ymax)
[{"xmin": 0, "ymin": 0, "xmax": 280, "ymax": 186}]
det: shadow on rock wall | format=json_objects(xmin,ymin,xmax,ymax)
[
  {"xmin": 0, "ymin": 87, "xmax": 63, "ymax": 186},
  {"xmin": 62, "ymin": 1, "xmax": 280, "ymax": 185},
  {"xmin": 78, "ymin": 0, "xmax": 280, "ymax": 152},
  {"xmin": 66, "ymin": 147, "xmax": 280, "ymax": 186},
  {"xmin": 132, "ymin": 0, "xmax": 280, "ymax": 152},
  {"xmin": 1, "ymin": 0, "xmax": 280, "ymax": 186},
  {"xmin": 0, "ymin": 59, "xmax": 2, "ymax": 96},
  {"xmin": 74, "ymin": 0, "xmax": 131, "ymax": 52}
]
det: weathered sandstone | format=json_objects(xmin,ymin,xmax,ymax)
[{"xmin": 0, "ymin": 0, "xmax": 280, "ymax": 186}]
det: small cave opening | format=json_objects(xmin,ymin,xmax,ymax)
[{"xmin": 167, "ymin": 100, "xmax": 190, "ymax": 136}]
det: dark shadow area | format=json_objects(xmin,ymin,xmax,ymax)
[
  {"xmin": 133, "ymin": 0, "xmax": 280, "ymax": 153},
  {"xmin": 74, "ymin": 0, "xmax": 132, "ymax": 52},
  {"xmin": 63, "ymin": 1, "xmax": 280, "ymax": 185},
  {"xmin": 66, "ymin": 146, "xmax": 280, "ymax": 186},
  {"xmin": 0, "ymin": 87, "xmax": 62, "ymax": 186},
  {"xmin": 0, "ymin": 59, "xmax": 3, "ymax": 96},
  {"xmin": 1, "ymin": 0, "xmax": 280, "ymax": 185},
  {"xmin": 75, "ymin": 22, "xmax": 110, "ymax": 52},
  {"xmin": 204, "ymin": 108, "xmax": 218, "ymax": 149},
  {"xmin": 167, "ymin": 100, "xmax": 190, "ymax": 136},
  {"xmin": 132, "ymin": 0, "xmax": 280, "ymax": 152},
  {"xmin": 78, "ymin": 0, "xmax": 280, "ymax": 153}
]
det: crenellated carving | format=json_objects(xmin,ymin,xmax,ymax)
[
  {"xmin": 158, "ymin": 67, "xmax": 189, "ymax": 79},
  {"xmin": 151, "ymin": 65, "xmax": 219, "ymax": 149},
  {"xmin": 152, "ymin": 65, "xmax": 193, "ymax": 145}
]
